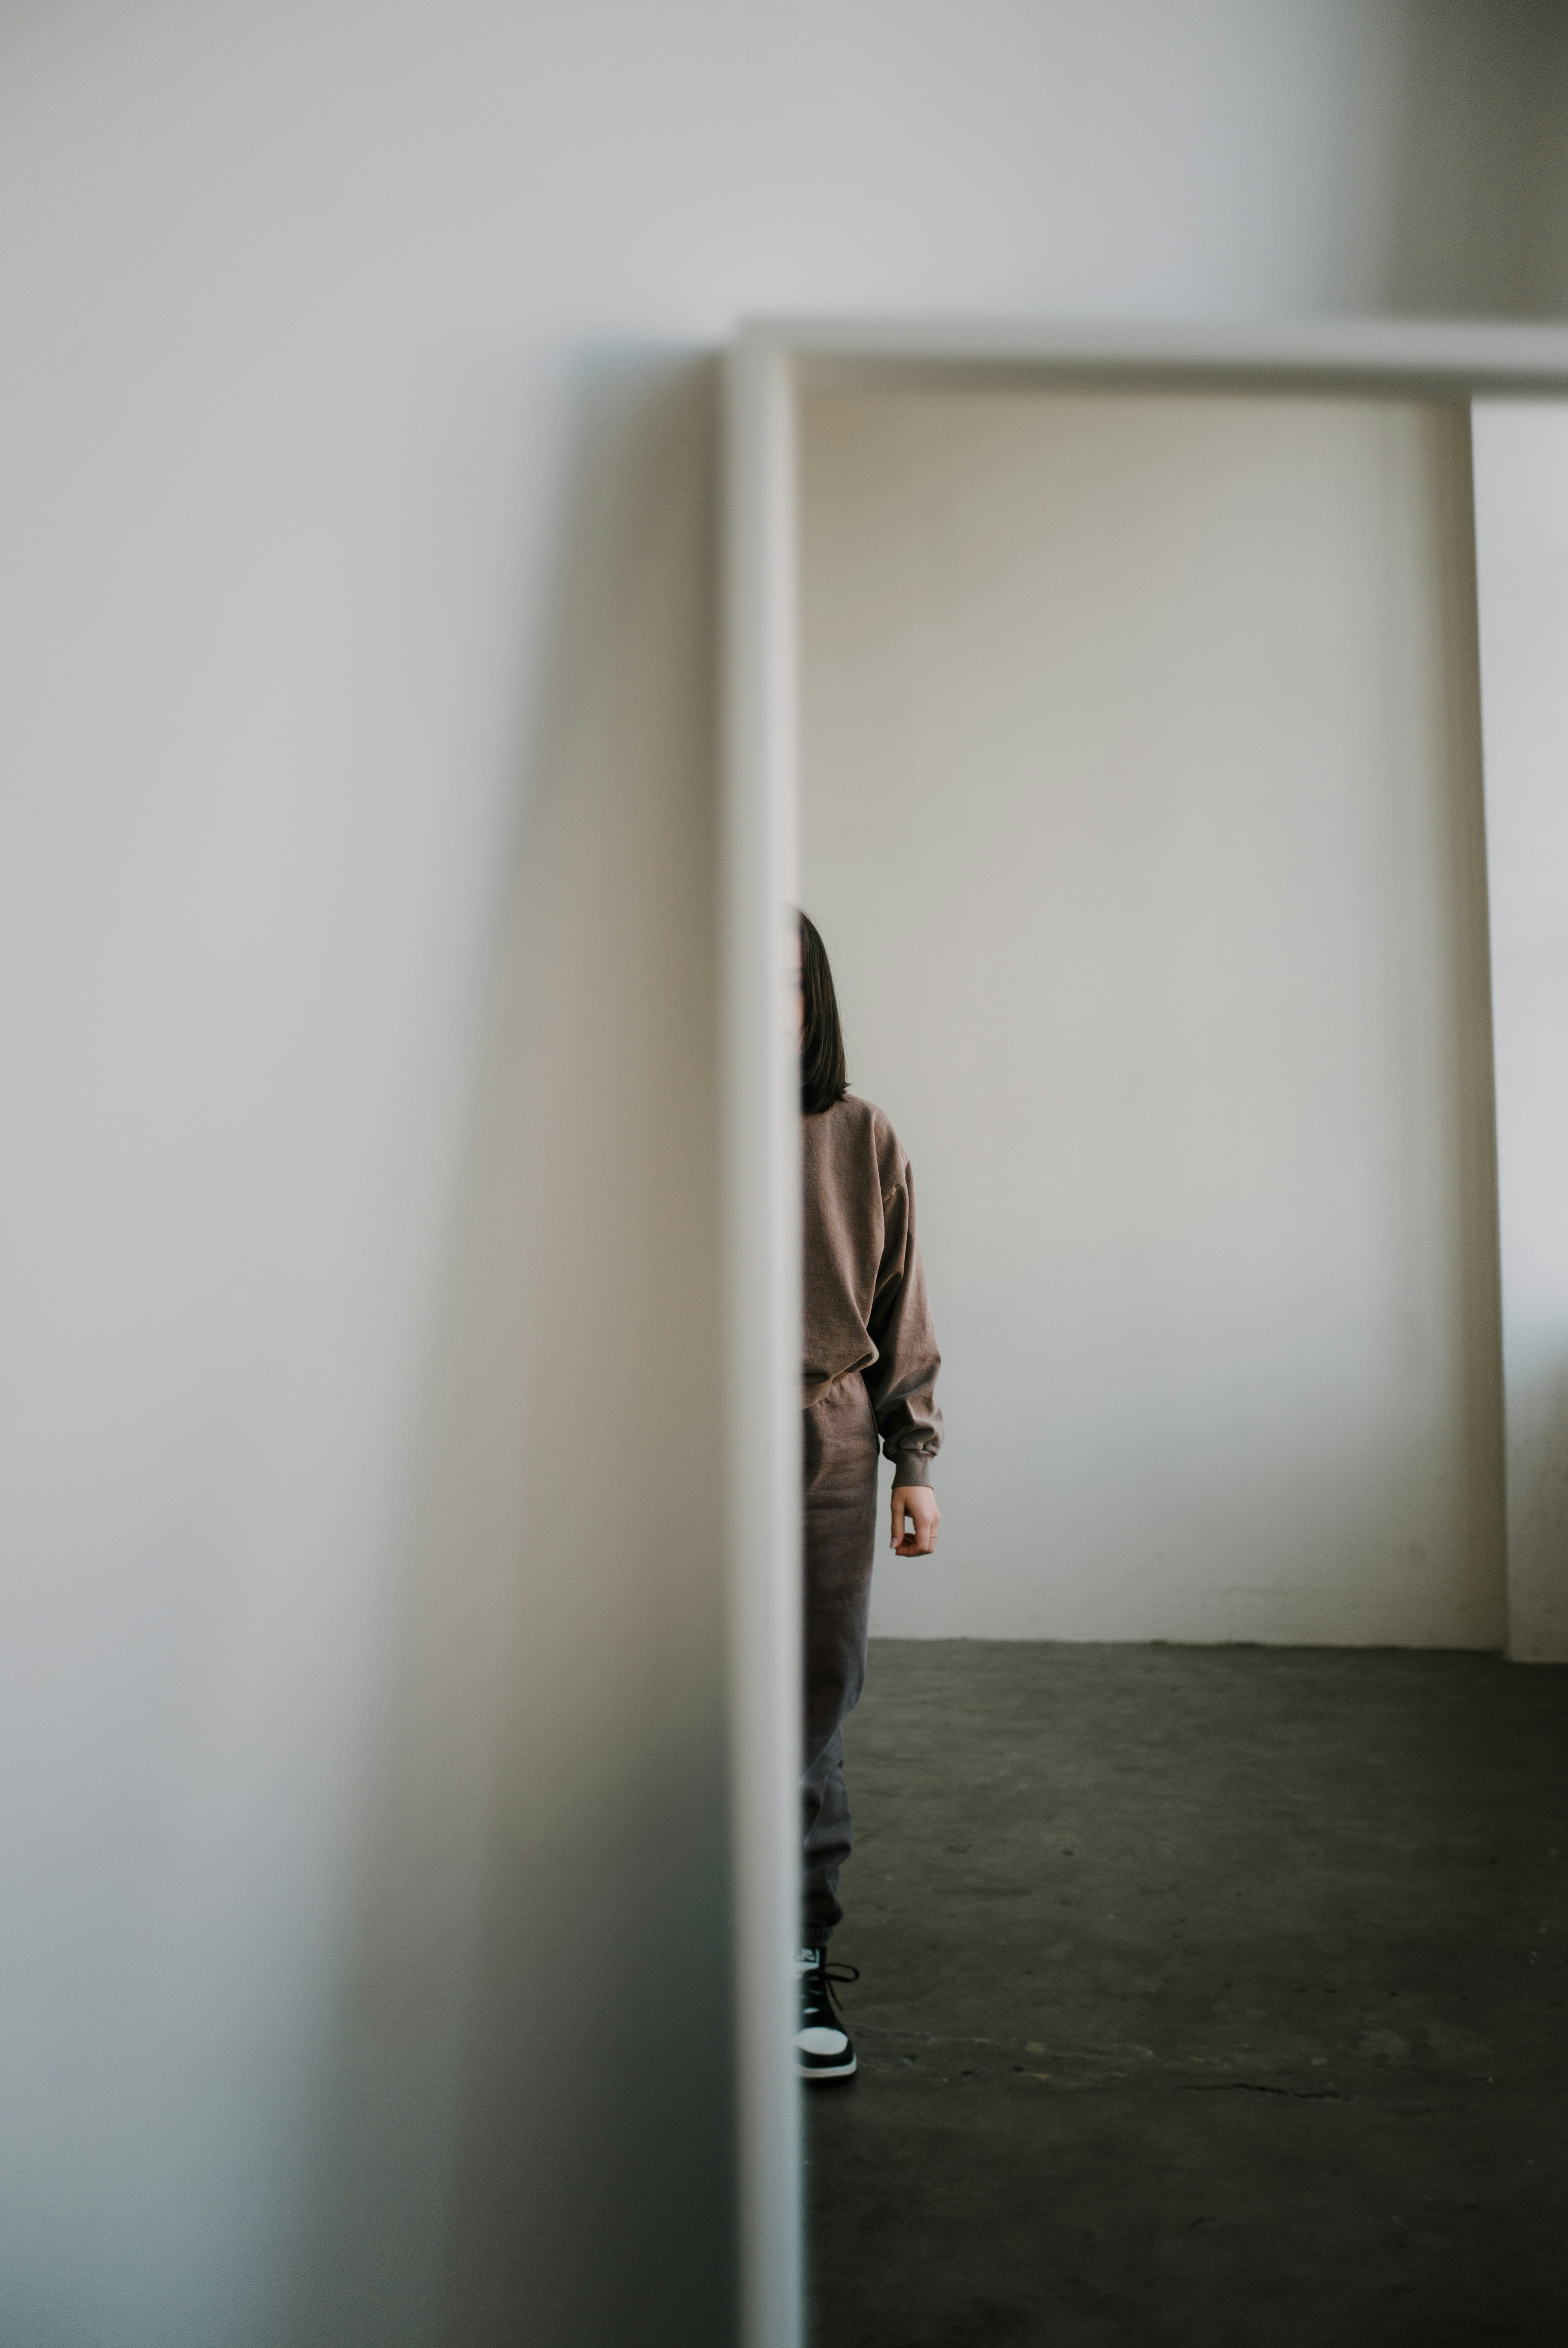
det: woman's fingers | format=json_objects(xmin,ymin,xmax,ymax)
[{"xmin": 891, "ymin": 1485, "xmax": 940, "ymax": 1555}]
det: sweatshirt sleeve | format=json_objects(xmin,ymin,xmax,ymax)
[{"xmin": 864, "ymin": 1156, "xmax": 943, "ymax": 1485}]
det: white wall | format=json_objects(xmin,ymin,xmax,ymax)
[
  {"xmin": 0, "ymin": 4, "xmax": 1561, "ymax": 2343},
  {"xmin": 801, "ymin": 387, "xmax": 1506, "ymax": 1646},
  {"xmin": 1473, "ymin": 402, "xmax": 1568, "ymax": 1664}
]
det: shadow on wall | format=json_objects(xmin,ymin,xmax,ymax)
[
  {"xmin": 1384, "ymin": 0, "xmax": 1568, "ymax": 316},
  {"xmin": 292, "ymin": 350, "xmax": 737, "ymax": 2348}
]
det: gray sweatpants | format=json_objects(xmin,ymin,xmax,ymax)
[{"xmin": 801, "ymin": 1372, "xmax": 881, "ymax": 1947}]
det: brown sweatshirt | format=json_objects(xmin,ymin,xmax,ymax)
[{"xmin": 801, "ymin": 1094, "xmax": 943, "ymax": 1487}]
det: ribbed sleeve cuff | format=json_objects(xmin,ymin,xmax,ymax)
[{"xmin": 887, "ymin": 1451, "xmax": 935, "ymax": 1489}]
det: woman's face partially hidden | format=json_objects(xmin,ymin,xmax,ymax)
[{"xmin": 791, "ymin": 929, "xmax": 804, "ymax": 1049}]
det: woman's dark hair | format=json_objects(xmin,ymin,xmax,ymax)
[{"xmin": 799, "ymin": 910, "xmax": 848, "ymax": 1115}]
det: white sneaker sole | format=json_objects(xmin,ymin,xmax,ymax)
[{"xmin": 798, "ymin": 2054, "xmax": 857, "ymax": 2081}]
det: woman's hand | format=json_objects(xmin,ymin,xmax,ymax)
[{"xmin": 890, "ymin": 1485, "xmax": 940, "ymax": 1557}]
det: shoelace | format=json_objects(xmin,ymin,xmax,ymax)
[{"xmin": 802, "ymin": 1960, "xmax": 859, "ymax": 2030}]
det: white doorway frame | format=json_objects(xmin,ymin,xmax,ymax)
[{"xmin": 720, "ymin": 317, "xmax": 1568, "ymax": 2348}]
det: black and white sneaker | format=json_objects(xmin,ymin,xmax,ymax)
[{"xmin": 796, "ymin": 1947, "xmax": 859, "ymax": 2082}]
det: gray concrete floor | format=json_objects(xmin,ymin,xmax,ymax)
[{"xmin": 807, "ymin": 1640, "xmax": 1568, "ymax": 2348}]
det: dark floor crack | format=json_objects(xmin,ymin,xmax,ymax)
[{"xmin": 1186, "ymin": 2079, "xmax": 1344, "ymax": 2100}]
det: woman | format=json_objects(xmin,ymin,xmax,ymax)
[{"xmin": 796, "ymin": 910, "xmax": 942, "ymax": 2083}]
